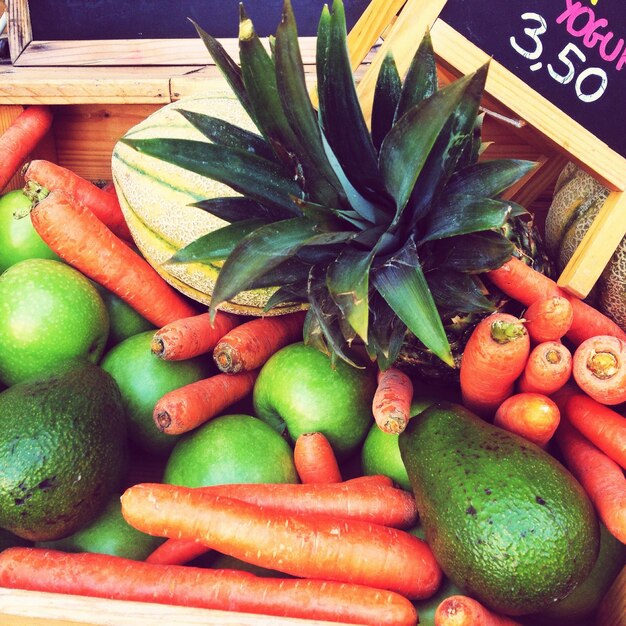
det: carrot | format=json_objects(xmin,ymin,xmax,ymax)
[
  {"xmin": 493, "ymin": 392, "xmax": 560, "ymax": 448},
  {"xmin": 0, "ymin": 548, "xmax": 418, "ymax": 626},
  {"xmin": 0, "ymin": 106, "xmax": 53, "ymax": 193},
  {"xmin": 121, "ymin": 482, "xmax": 442, "ymax": 600},
  {"xmin": 434, "ymin": 595, "xmax": 522, "ymax": 626},
  {"xmin": 372, "ymin": 367, "xmax": 414, "ymax": 434},
  {"xmin": 561, "ymin": 393, "xmax": 626, "ymax": 469},
  {"xmin": 28, "ymin": 189, "xmax": 198, "ymax": 327},
  {"xmin": 151, "ymin": 311, "xmax": 241, "ymax": 361},
  {"xmin": 213, "ymin": 311, "xmax": 306, "ymax": 373},
  {"xmin": 23, "ymin": 159, "xmax": 133, "ymax": 241},
  {"xmin": 486, "ymin": 257, "xmax": 626, "ymax": 345},
  {"xmin": 554, "ymin": 418, "xmax": 626, "ymax": 543},
  {"xmin": 146, "ymin": 477, "xmax": 417, "ymax": 566},
  {"xmin": 524, "ymin": 295, "xmax": 573, "ymax": 343},
  {"xmin": 517, "ymin": 340, "xmax": 572, "ymax": 395},
  {"xmin": 460, "ymin": 312, "xmax": 530, "ymax": 417},
  {"xmin": 572, "ymin": 335, "xmax": 626, "ymax": 405},
  {"xmin": 294, "ymin": 432, "xmax": 343, "ymax": 484},
  {"xmin": 154, "ymin": 370, "xmax": 258, "ymax": 435}
]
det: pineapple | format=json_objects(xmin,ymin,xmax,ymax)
[{"xmin": 122, "ymin": 0, "xmax": 549, "ymax": 378}]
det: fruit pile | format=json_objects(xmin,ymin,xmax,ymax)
[{"xmin": 0, "ymin": 1, "xmax": 624, "ymax": 625}]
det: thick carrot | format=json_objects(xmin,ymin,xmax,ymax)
[
  {"xmin": 154, "ymin": 370, "xmax": 258, "ymax": 435},
  {"xmin": 213, "ymin": 311, "xmax": 306, "ymax": 373},
  {"xmin": 23, "ymin": 159, "xmax": 133, "ymax": 240},
  {"xmin": 493, "ymin": 392, "xmax": 560, "ymax": 448},
  {"xmin": 294, "ymin": 432, "xmax": 343, "ymax": 484},
  {"xmin": 554, "ymin": 419, "xmax": 626, "ymax": 543},
  {"xmin": 121, "ymin": 483, "xmax": 442, "ymax": 600},
  {"xmin": 572, "ymin": 335, "xmax": 626, "ymax": 405},
  {"xmin": 486, "ymin": 257, "xmax": 626, "ymax": 345},
  {"xmin": 434, "ymin": 595, "xmax": 522, "ymax": 626},
  {"xmin": 562, "ymin": 393, "xmax": 626, "ymax": 469},
  {"xmin": 524, "ymin": 295, "xmax": 573, "ymax": 343},
  {"xmin": 0, "ymin": 548, "xmax": 418, "ymax": 626},
  {"xmin": 146, "ymin": 477, "xmax": 417, "ymax": 566},
  {"xmin": 372, "ymin": 368, "xmax": 414, "ymax": 434},
  {"xmin": 152, "ymin": 311, "xmax": 241, "ymax": 360},
  {"xmin": 517, "ymin": 341, "xmax": 572, "ymax": 395},
  {"xmin": 28, "ymin": 189, "xmax": 198, "ymax": 327},
  {"xmin": 460, "ymin": 313, "xmax": 530, "ymax": 417},
  {"xmin": 0, "ymin": 106, "xmax": 53, "ymax": 193}
]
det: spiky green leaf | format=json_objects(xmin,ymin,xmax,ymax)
[
  {"xmin": 371, "ymin": 52, "xmax": 402, "ymax": 152},
  {"xmin": 366, "ymin": 293, "xmax": 407, "ymax": 370},
  {"xmin": 426, "ymin": 270, "xmax": 497, "ymax": 314},
  {"xmin": 191, "ymin": 197, "xmax": 291, "ymax": 222},
  {"xmin": 434, "ymin": 231, "xmax": 515, "ymax": 273}
]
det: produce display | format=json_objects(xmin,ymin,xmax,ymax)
[{"xmin": 0, "ymin": 1, "xmax": 624, "ymax": 625}]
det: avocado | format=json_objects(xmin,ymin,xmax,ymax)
[
  {"xmin": 399, "ymin": 402, "xmax": 599, "ymax": 616},
  {"xmin": 0, "ymin": 360, "xmax": 128, "ymax": 541}
]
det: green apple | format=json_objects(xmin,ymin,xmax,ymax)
[
  {"xmin": 253, "ymin": 342, "xmax": 376, "ymax": 458},
  {"xmin": 97, "ymin": 286, "xmax": 155, "ymax": 348},
  {"xmin": 0, "ymin": 190, "xmax": 60, "ymax": 274},
  {"xmin": 0, "ymin": 259, "xmax": 109, "ymax": 386},
  {"xmin": 101, "ymin": 330, "xmax": 212, "ymax": 456},
  {"xmin": 164, "ymin": 413, "xmax": 298, "ymax": 487}
]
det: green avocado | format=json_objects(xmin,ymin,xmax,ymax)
[
  {"xmin": 0, "ymin": 361, "xmax": 128, "ymax": 541},
  {"xmin": 399, "ymin": 402, "xmax": 599, "ymax": 616}
]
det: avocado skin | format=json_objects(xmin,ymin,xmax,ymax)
[
  {"xmin": 0, "ymin": 361, "xmax": 128, "ymax": 541},
  {"xmin": 399, "ymin": 401, "xmax": 599, "ymax": 616}
]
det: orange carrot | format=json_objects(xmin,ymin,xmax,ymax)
[
  {"xmin": 151, "ymin": 311, "xmax": 241, "ymax": 361},
  {"xmin": 486, "ymin": 257, "xmax": 626, "ymax": 345},
  {"xmin": 153, "ymin": 370, "xmax": 258, "ymax": 435},
  {"xmin": 146, "ymin": 477, "xmax": 417, "ymax": 566},
  {"xmin": 0, "ymin": 548, "xmax": 418, "ymax": 626},
  {"xmin": 524, "ymin": 295, "xmax": 573, "ymax": 343},
  {"xmin": 460, "ymin": 313, "xmax": 530, "ymax": 417},
  {"xmin": 561, "ymin": 393, "xmax": 626, "ymax": 469},
  {"xmin": 28, "ymin": 189, "xmax": 198, "ymax": 327},
  {"xmin": 213, "ymin": 311, "xmax": 306, "ymax": 373},
  {"xmin": 121, "ymin": 483, "xmax": 442, "ymax": 600},
  {"xmin": 294, "ymin": 432, "xmax": 343, "ymax": 484},
  {"xmin": 572, "ymin": 335, "xmax": 626, "ymax": 405},
  {"xmin": 23, "ymin": 159, "xmax": 133, "ymax": 240},
  {"xmin": 493, "ymin": 392, "xmax": 560, "ymax": 448},
  {"xmin": 434, "ymin": 595, "xmax": 522, "ymax": 626},
  {"xmin": 517, "ymin": 341, "xmax": 572, "ymax": 395},
  {"xmin": 0, "ymin": 106, "xmax": 53, "ymax": 193},
  {"xmin": 554, "ymin": 418, "xmax": 626, "ymax": 544},
  {"xmin": 372, "ymin": 367, "xmax": 414, "ymax": 434}
]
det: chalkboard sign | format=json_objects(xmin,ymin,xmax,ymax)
[{"xmin": 439, "ymin": 0, "xmax": 626, "ymax": 162}]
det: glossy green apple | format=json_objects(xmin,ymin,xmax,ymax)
[
  {"xmin": 253, "ymin": 343, "xmax": 376, "ymax": 458},
  {"xmin": 0, "ymin": 259, "xmax": 109, "ymax": 386},
  {"xmin": 0, "ymin": 190, "xmax": 60, "ymax": 274}
]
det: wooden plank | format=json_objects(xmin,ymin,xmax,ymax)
[{"xmin": 6, "ymin": 0, "xmax": 30, "ymax": 64}]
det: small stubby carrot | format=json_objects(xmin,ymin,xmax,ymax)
[
  {"xmin": 554, "ymin": 418, "xmax": 626, "ymax": 544},
  {"xmin": 517, "ymin": 340, "xmax": 572, "ymax": 395},
  {"xmin": 154, "ymin": 370, "xmax": 258, "ymax": 435},
  {"xmin": 562, "ymin": 393, "xmax": 626, "ymax": 469},
  {"xmin": 146, "ymin": 477, "xmax": 417, "ymax": 566},
  {"xmin": 434, "ymin": 595, "xmax": 523, "ymax": 626},
  {"xmin": 524, "ymin": 295, "xmax": 573, "ymax": 343},
  {"xmin": 151, "ymin": 311, "xmax": 241, "ymax": 361},
  {"xmin": 0, "ymin": 548, "xmax": 418, "ymax": 626},
  {"xmin": 486, "ymin": 257, "xmax": 626, "ymax": 345},
  {"xmin": 121, "ymin": 483, "xmax": 442, "ymax": 600},
  {"xmin": 28, "ymin": 189, "xmax": 198, "ymax": 326},
  {"xmin": 493, "ymin": 392, "xmax": 560, "ymax": 448},
  {"xmin": 572, "ymin": 335, "xmax": 626, "ymax": 405},
  {"xmin": 213, "ymin": 311, "xmax": 306, "ymax": 373},
  {"xmin": 460, "ymin": 312, "xmax": 530, "ymax": 418},
  {"xmin": 23, "ymin": 159, "xmax": 133, "ymax": 241},
  {"xmin": 294, "ymin": 432, "xmax": 343, "ymax": 484},
  {"xmin": 372, "ymin": 367, "xmax": 414, "ymax": 434},
  {"xmin": 0, "ymin": 106, "xmax": 53, "ymax": 193}
]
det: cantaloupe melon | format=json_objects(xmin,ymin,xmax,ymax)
[{"xmin": 111, "ymin": 94, "xmax": 304, "ymax": 316}]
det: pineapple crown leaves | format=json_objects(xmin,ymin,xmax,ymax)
[{"xmin": 121, "ymin": 0, "xmax": 536, "ymax": 370}]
